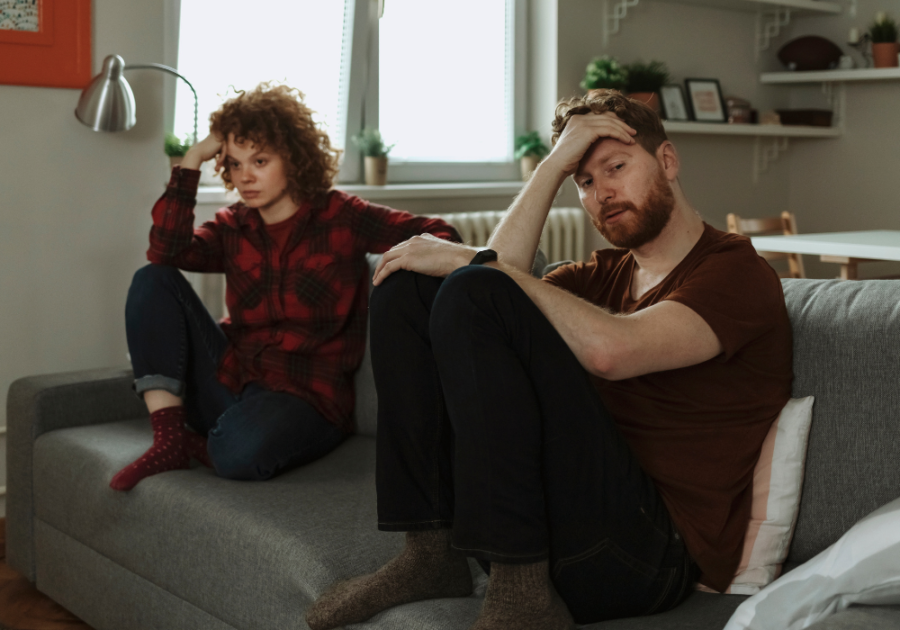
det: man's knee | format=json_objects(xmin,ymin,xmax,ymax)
[{"xmin": 431, "ymin": 265, "xmax": 514, "ymax": 336}]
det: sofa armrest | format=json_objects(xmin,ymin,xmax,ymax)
[{"xmin": 6, "ymin": 365, "xmax": 146, "ymax": 581}]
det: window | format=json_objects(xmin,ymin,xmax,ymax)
[
  {"xmin": 172, "ymin": 0, "xmax": 524, "ymax": 185},
  {"xmin": 173, "ymin": 0, "xmax": 350, "ymax": 149}
]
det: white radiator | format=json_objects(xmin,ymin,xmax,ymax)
[
  {"xmin": 193, "ymin": 207, "xmax": 586, "ymax": 320},
  {"xmin": 430, "ymin": 207, "xmax": 585, "ymax": 264}
]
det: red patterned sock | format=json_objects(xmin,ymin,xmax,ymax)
[
  {"xmin": 184, "ymin": 430, "xmax": 214, "ymax": 468},
  {"xmin": 110, "ymin": 406, "xmax": 190, "ymax": 491}
]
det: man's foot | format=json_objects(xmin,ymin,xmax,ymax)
[
  {"xmin": 184, "ymin": 430, "xmax": 214, "ymax": 468},
  {"xmin": 305, "ymin": 529, "xmax": 473, "ymax": 630},
  {"xmin": 109, "ymin": 406, "xmax": 190, "ymax": 491},
  {"xmin": 470, "ymin": 560, "xmax": 575, "ymax": 630}
]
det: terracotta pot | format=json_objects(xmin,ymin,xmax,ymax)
[
  {"xmin": 364, "ymin": 156, "xmax": 388, "ymax": 186},
  {"xmin": 520, "ymin": 155, "xmax": 540, "ymax": 181},
  {"xmin": 169, "ymin": 155, "xmax": 183, "ymax": 169},
  {"xmin": 872, "ymin": 42, "xmax": 899, "ymax": 68},
  {"xmin": 626, "ymin": 91, "xmax": 661, "ymax": 114}
]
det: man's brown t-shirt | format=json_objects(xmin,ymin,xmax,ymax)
[{"xmin": 543, "ymin": 222, "xmax": 793, "ymax": 592}]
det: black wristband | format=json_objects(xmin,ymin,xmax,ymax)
[{"xmin": 469, "ymin": 248, "xmax": 498, "ymax": 266}]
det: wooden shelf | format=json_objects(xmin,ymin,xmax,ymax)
[
  {"xmin": 663, "ymin": 121, "xmax": 841, "ymax": 137},
  {"xmin": 761, "ymin": 67, "xmax": 900, "ymax": 83},
  {"xmin": 664, "ymin": 0, "xmax": 841, "ymax": 15}
]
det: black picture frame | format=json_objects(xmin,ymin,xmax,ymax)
[
  {"xmin": 684, "ymin": 78, "xmax": 728, "ymax": 123},
  {"xmin": 659, "ymin": 84, "xmax": 689, "ymax": 121}
]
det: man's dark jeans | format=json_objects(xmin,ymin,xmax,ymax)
[
  {"xmin": 371, "ymin": 266, "xmax": 696, "ymax": 624},
  {"xmin": 125, "ymin": 264, "xmax": 344, "ymax": 481}
]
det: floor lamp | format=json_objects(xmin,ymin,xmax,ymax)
[{"xmin": 75, "ymin": 54, "xmax": 198, "ymax": 144}]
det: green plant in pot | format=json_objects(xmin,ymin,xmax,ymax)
[
  {"xmin": 514, "ymin": 131, "xmax": 550, "ymax": 181},
  {"xmin": 352, "ymin": 128, "xmax": 394, "ymax": 186},
  {"xmin": 870, "ymin": 12, "xmax": 899, "ymax": 68},
  {"xmin": 164, "ymin": 133, "xmax": 192, "ymax": 169},
  {"xmin": 580, "ymin": 56, "xmax": 628, "ymax": 96},
  {"xmin": 623, "ymin": 60, "xmax": 670, "ymax": 114}
]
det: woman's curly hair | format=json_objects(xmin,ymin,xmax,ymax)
[
  {"xmin": 210, "ymin": 83, "xmax": 341, "ymax": 204},
  {"xmin": 551, "ymin": 89, "xmax": 668, "ymax": 157}
]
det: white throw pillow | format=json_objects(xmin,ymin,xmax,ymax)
[
  {"xmin": 698, "ymin": 396, "xmax": 815, "ymax": 594},
  {"xmin": 724, "ymin": 495, "xmax": 900, "ymax": 630}
]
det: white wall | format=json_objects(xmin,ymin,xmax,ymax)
[{"xmin": 0, "ymin": 0, "xmax": 172, "ymax": 514}]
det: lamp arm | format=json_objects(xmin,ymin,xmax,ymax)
[{"xmin": 125, "ymin": 63, "xmax": 199, "ymax": 145}]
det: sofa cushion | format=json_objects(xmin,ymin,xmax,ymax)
[
  {"xmin": 781, "ymin": 279, "xmax": 900, "ymax": 565},
  {"xmin": 32, "ymin": 419, "xmax": 424, "ymax": 630}
]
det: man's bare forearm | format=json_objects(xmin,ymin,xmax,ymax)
[{"xmin": 487, "ymin": 161, "xmax": 568, "ymax": 273}]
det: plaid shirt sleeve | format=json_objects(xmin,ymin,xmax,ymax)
[
  {"xmin": 350, "ymin": 198, "xmax": 462, "ymax": 253},
  {"xmin": 147, "ymin": 167, "xmax": 225, "ymax": 273}
]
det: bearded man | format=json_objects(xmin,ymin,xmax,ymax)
[{"xmin": 306, "ymin": 90, "xmax": 793, "ymax": 630}]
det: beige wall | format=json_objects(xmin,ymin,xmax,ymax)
[
  {"xmin": 784, "ymin": 5, "xmax": 900, "ymax": 278},
  {"xmin": 0, "ymin": 0, "xmax": 173, "ymax": 505}
]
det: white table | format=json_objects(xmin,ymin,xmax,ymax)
[{"xmin": 750, "ymin": 230, "xmax": 900, "ymax": 280}]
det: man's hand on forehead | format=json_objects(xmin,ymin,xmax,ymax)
[{"xmin": 545, "ymin": 112, "xmax": 637, "ymax": 177}]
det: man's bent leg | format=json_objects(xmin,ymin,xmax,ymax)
[
  {"xmin": 431, "ymin": 266, "xmax": 693, "ymax": 624},
  {"xmin": 305, "ymin": 271, "xmax": 471, "ymax": 630}
]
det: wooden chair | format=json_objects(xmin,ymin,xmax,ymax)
[{"xmin": 727, "ymin": 211, "xmax": 805, "ymax": 279}]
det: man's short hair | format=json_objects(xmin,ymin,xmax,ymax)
[
  {"xmin": 551, "ymin": 89, "xmax": 668, "ymax": 157},
  {"xmin": 210, "ymin": 82, "xmax": 341, "ymax": 204}
]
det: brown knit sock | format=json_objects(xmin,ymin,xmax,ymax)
[
  {"xmin": 470, "ymin": 560, "xmax": 575, "ymax": 630},
  {"xmin": 305, "ymin": 529, "xmax": 473, "ymax": 630},
  {"xmin": 109, "ymin": 406, "xmax": 190, "ymax": 491}
]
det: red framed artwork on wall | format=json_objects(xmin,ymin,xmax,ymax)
[{"xmin": 0, "ymin": 0, "xmax": 91, "ymax": 89}]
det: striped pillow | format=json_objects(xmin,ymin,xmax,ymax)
[{"xmin": 700, "ymin": 396, "xmax": 816, "ymax": 595}]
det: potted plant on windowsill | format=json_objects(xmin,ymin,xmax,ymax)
[
  {"xmin": 870, "ymin": 12, "xmax": 899, "ymax": 68},
  {"xmin": 164, "ymin": 133, "xmax": 192, "ymax": 169},
  {"xmin": 352, "ymin": 128, "xmax": 394, "ymax": 186},
  {"xmin": 514, "ymin": 132, "xmax": 550, "ymax": 181},
  {"xmin": 623, "ymin": 60, "xmax": 669, "ymax": 114},
  {"xmin": 580, "ymin": 55, "xmax": 628, "ymax": 98}
]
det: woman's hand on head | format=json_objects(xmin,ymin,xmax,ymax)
[{"xmin": 180, "ymin": 133, "xmax": 225, "ymax": 171}]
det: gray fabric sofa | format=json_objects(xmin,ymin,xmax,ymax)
[{"xmin": 7, "ymin": 276, "xmax": 900, "ymax": 630}]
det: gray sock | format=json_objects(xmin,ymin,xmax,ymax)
[
  {"xmin": 305, "ymin": 529, "xmax": 473, "ymax": 630},
  {"xmin": 470, "ymin": 560, "xmax": 575, "ymax": 630}
]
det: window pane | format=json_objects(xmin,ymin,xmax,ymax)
[
  {"xmin": 379, "ymin": 0, "xmax": 511, "ymax": 163},
  {"xmin": 174, "ymin": 0, "xmax": 349, "ymax": 150}
]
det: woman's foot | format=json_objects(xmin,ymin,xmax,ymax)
[
  {"xmin": 109, "ymin": 406, "xmax": 190, "ymax": 491},
  {"xmin": 305, "ymin": 529, "xmax": 473, "ymax": 630},
  {"xmin": 184, "ymin": 430, "xmax": 214, "ymax": 468},
  {"xmin": 470, "ymin": 560, "xmax": 575, "ymax": 630}
]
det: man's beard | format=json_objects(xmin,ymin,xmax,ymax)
[{"xmin": 592, "ymin": 170, "xmax": 676, "ymax": 250}]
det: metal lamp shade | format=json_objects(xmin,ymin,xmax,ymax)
[{"xmin": 75, "ymin": 55, "xmax": 136, "ymax": 132}]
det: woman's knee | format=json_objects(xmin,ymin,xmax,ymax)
[
  {"xmin": 206, "ymin": 428, "xmax": 272, "ymax": 481},
  {"xmin": 127, "ymin": 264, "xmax": 182, "ymax": 309}
]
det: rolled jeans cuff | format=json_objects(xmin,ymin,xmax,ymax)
[{"xmin": 133, "ymin": 374, "xmax": 184, "ymax": 399}]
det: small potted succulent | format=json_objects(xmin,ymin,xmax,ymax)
[
  {"xmin": 623, "ymin": 60, "xmax": 670, "ymax": 114},
  {"xmin": 164, "ymin": 133, "xmax": 192, "ymax": 169},
  {"xmin": 870, "ymin": 12, "xmax": 899, "ymax": 68},
  {"xmin": 580, "ymin": 56, "xmax": 628, "ymax": 97},
  {"xmin": 514, "ymin": 132, "xmax": 550, "ymax": 180},
  {"xmin": 352, "ymin": 128, "xmax": 394, "ymax": 186}
]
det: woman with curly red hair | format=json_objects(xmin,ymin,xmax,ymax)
[{"xmin": 111, "ymin": 83, "xmax": 459, "ymax": 491}]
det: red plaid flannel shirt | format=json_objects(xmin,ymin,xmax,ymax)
[{"xmin": 148, "ymin": 167, "xmax": 461, "ymax": 433}]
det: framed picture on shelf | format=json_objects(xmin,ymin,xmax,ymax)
[
  {"xmin": 684, "ymin": 78, "xmax": 727, "ymax": 123},
  {"xmin": 660, "ymin": 85, "xmax": 689, "ymax": 121}
]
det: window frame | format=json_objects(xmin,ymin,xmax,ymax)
[{"xmin": 339, "ymin": 0, "xmax": 527, "ymax": 184}]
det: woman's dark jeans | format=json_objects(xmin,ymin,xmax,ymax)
[
  {"xmin": 370, "ymin": 266, "xmax": 697, "ymax": 624},
  {"xmin": 125, "ymin": 264, "xmax": 345, "ymax": 481}
]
